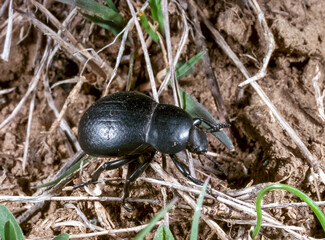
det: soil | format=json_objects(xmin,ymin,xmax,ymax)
[{"xmin": 1, "ymin": 0, "xmax": 325, "ymax": 239}]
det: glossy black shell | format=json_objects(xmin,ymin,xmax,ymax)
[{"xmin": 78, "ymin": 92, "xmax": 194, "ymax": 157}]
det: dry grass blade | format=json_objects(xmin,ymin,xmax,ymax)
[
  {"xmin": 48, "ymin": 76, "xmax": 84, "ymax": 136},
  {"xmin": 311, "ymin": 64, "xmax": 325, "ymax": 123},
  {"xmin": 0, "ymin": 0, "xmax": 13, "ymax": 61},
  {"xmin": 157, "ymin": 1, "xmax": 189, "ymax": 98},
  {"xmin": 0, "ymin": 87, "xmax": 15, "ymax": 95},
  {"xmin": 22, "ymin": 90, "xmax": 36, "ymax": 171},
  {"xmin": 161, "ymin": 0, "xmax": 179, "ymax": 107},
  {"xmin": 65, "ymin": 203, "xmax": 96, "ymax": 231},
  {"xmin": 126, "ymin": 0, "xmax": 158, "ymax": 101},
  {"xmin": 0, "ymin": 195, "xmax": 159, "ymax": 204}
]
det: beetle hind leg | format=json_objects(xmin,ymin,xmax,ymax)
[
  {"xmin": 74, "ymin": 156, "xmax": 138, "ymax": 189},
  {"xmin": 122, "ymin": 152, "xmax": 156, "ymax": 212}
]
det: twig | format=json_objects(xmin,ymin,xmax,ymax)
[
  {"xmin": 262, "ymin": 200, "xmax": 325, "ymax": 209},
  {"xmin": 50, "ymin": 77, "xmax": 78, "ymax": 89},
  {"xmin": 237, "ymin": 1, "xmax": 275, "ymax": 88},
  {"xmin": 48, "ymin": 76, "xmax": 84, "ymax": 136},
  {"xmin": 53, "ymin": 220, "xmax": 105, "ymax": 231},
  {"xmin": 65, "ymin": 203, "xmax": 96, "ymax": 231},
  {"xmin": 0, "ymin": 195, "xmax": 159, "ymax": 204},
  {"xmin": 139, "ymin": 177, "xmax": 214, "ymax": 198},
  {"xmin": 0, "ymin": 0, "xmax": 13, "ymax": 61},
  {"xmin": 103, "ymin": 18, "xmax": 133, "ymax": 95},
  {"xmin": 64, "ymin": 221, "xmax": 163, "ymax": 239},
  {"xmin": 19, "ymin": 6, "xmax": 115, "ymax": 81},
  {"xmin": 311, "ymin": 64, "xmax": 325, "ymax": 123},
  {"xmin": 126, "ymin": 0, "xmax": 158, "ymax": 102},
  {"xmin": 188, "ymin": 0, "xmax": 229, "ymax": 124},
  {"xmin": 197, "ymin": 0, "xmax": 325, "ymax": 185},
  {"xmin": 0, "ymin": 0, "xmax": 10, "ymax": 17},
  {"xmin": 22, "ymin": 90, "xmax": 36, "ymax": 171},
  {"xmin": 0, "ymin": 87, "xmax": 15, "ymax": 95}
]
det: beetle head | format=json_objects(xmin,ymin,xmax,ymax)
[{"xmin": 187, "ymin": 125, "xmax": 208, "ymax": 154}]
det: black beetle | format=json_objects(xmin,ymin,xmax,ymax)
[{"xmin": 77, "ymin": 91, "xmax": 229, "ymax": 211}]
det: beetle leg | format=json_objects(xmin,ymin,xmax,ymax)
[
  {"xmin": 122, "ymin": 152, "xmax": 156, "ymax": 212},
  {"xmin": 193, "ymin": 118, "xmax": 230, "ymax": 132},
  {"xmin": 170, "ymin": 154, "xmax": 218, "ymax": 198},
  {"xmin": 169, "ymin": 154, "xmax": 204, "ymax": 186},
  {"xmin": 74, "ymin": 156, "xmax": 138, "ymax": 189},
  {"xmin": 162, "ymin": 154, "xmax": 167, "ymax": 170}
]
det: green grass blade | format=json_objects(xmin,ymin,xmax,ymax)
[
  {"xmin": 104, "ymin": 0, "xmax": 118, "ymax": 13},
  {"xmin": 4, "ymin": 220, "xmax": 18, "ymax": 240},
  {"xmin": 57, "ymin": 0, "xmax": 124, "ymax": 26},
  {"xmin": 252, "ymin": 183, "xmax": 325, "ymax": 238},
  {"xmin": 166, "ymin": 51, "xmax": 233, "ymax": 149},
  {"xmin": 153, "ymin": 224, "xmax": 175, "ymax": 240},
  {"xmin": 175, "ymin": 51, "xmax": 206, "ymax": 79},
  {"xmin": 135, "ymin": 198, "xmax": 178, "ymax": 240},
  {"xmin": 139, "ymin": 11, "xmax": 159, "ymax": 42},
  {"xmin": 35, "ymin": 155, "xmax": 92, "ymax": 188},
  {"xmin": 52, "ymin": 233, "xmax": 69, "ymax": 240},
  {"xmin": 149, "ymin": 0, "xmax": 164, "ymax": 34},
  {"xmin": 179, "ymin": 88, "xmax": 234, "ymax": 150},
  {"xmin": 0, "ymin": 205, "xmax": 24, "ymax": 240},
  {"xmin": 82, "ymin": 13, "xmax": 123, "ymax": 36},
  {"xmin": 190, "ymin": 177, "xmax": 210, "ymax": 240}
]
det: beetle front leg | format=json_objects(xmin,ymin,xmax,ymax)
[
  {"xmin": 169, "ymin": 154, "xmax": 204, "ymax": 186},
  {"xmin": 193, "ymin": 118, "xmax": 230, "ymax": 132},
  {"xmin": 122, "ymin": 152, "xmax": 156, "ymax": 212},
  {"xmin": 170, "ymin": 154, "xmax": 217, "ymax": 198},
  {"xmin": 74, "ymin": 156, "xmax": 138, "ymax": 189}
]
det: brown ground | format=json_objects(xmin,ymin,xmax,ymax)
[{"xmin": 1, "ymin": 0, "xmax": 325, "ymax": 239}]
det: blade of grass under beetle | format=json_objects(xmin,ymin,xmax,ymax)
[
  {"xmin": 179, "ymin": 88, "xmax": 234, "ymax": 150},
  {"xmin": 57, "ymin": 0, "xmax": 125, "ymax": 26},
  {"xmin": 149, "ymin": 0, "xmax": 164, "ymax": 34},
  {"xmin": 153, "ymin": 224, "xmax": 175, "ymax": 240},
  {"xmin": 0, "ymin": 205, "xmax": 24, "ymax": 240},
  {"xmin": 190, "ymin": 176, "xmax": 210, "ymax": 240},
  {"xmin": 35, "ymin": 154, "xmax": 92, "ymax": 188},
  {"xmin": 135, "ymin": 198, "xmax": 177, "ymax": 240},
  {"xmin": 139, "ymin": 11, "xmax": 159, "ymax": 43}
]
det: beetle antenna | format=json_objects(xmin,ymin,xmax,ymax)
[{"xmin": 206, "ymin": 123, "xmax": 231, "ymax": 133}]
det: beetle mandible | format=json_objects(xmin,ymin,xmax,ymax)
[{"xmin": 77, "ymin": 91, "xmax": 229, "ymax": 211}]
